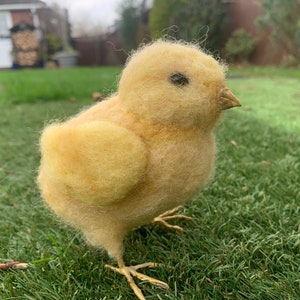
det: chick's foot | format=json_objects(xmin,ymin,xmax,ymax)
[
  {"xmin": 105, "ymin": 258, "xmax": 169, "ymax": 300},
  {"xmin": 152, "ymin": 205, "xmax": 193, "ymax": 233}
]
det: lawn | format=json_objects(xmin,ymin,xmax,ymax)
[{"xmin": 0, "ymin": 66, "xmax": 299, "ymax": 299}]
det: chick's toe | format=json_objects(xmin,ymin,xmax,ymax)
[
  {"xmin": 106, "ymin": 258, "xmax": 169, "ymax": 300},
  {"xmin": 153, "ymin": 205, "xmax": 193, "ymax": 233}
]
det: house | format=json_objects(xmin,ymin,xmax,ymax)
[{"xmin": 0, "ymin": 0, "xmax": 46, "ymax": 68}]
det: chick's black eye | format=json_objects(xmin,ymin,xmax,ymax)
[{"xmin": 169, "ymin": 72, "xmax": 189, "ymax": 87}]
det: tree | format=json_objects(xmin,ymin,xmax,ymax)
[
  {"xmin": 149, "ymin": 0, "xmax": 182, "ymax": 38},
  {"xmin": 225, "ymin": 29, "xmax": 257, "ymax": 64},
  {"xmin": 117, "ymin": 0, "xmax": 141, "ymax": 51},
  {"xmin": 136, "ymin": 0, "xmax": 152, "ymax": 45},
  {"xmin": 149, "ymin": 0, "xmax": 229, "ymax": 52},
  {"xmin": 257, "ymin": 0, "xmax": 300, "ymax": 63},
  {"xmin": 72, "ymin": 11, "xmax": 104, "ymax": 37}
]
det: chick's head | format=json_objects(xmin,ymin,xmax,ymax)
[{"xmin": 119, "ymin": 40, "xmax": 240, "ymax": 129}]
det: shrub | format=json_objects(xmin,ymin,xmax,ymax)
[
  {"xmin": 44, "ymin": 33, "xmax": 62, "ymax": 59},
  {"xmin": 225, "ymin": 29, "xmax": 256, "ymax": 63}
]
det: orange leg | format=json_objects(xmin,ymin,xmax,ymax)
[
  {"xmin": 153, "ymin": 205, "xmax": 193, "ymax": 233},
  {"xmin": 106, "ymin": 258, "xmax": 169, "ymax": 300}
]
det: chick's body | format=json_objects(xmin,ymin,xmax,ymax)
[
  {"xmin": 38, "ymin": 40, "xmax": 240, "ymax": 299},
  {"xmin": 39, "ymin": 95, "xmax": 215, "ymax": 258}
]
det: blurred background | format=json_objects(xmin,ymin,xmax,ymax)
[{"xmin": 0, "ymin": 0, "xmax": 299, "ymax": 68}]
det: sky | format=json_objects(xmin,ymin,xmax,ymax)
[{"xmin": 44, "ymin": 0, "xmax": 123, "ymax": 35}]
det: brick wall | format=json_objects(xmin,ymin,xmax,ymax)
[{"xmin": 11, "ymin": 10, "xmax": 34, "ymax": 27}]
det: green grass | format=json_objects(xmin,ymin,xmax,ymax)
[
  {"xmin": 228, "ymin": 65, "xmax": 300, "ymax": 79},
  {"xmin": 0, "ymin": 67, "xmax": 299, "ymax": 299},
  {"xmin": 228, "ymin": 77, "xmax": 300, "ymax": 133},
  {"xmin": 0, "ymin": 67, "xmax": 121, "ymax": 104}
]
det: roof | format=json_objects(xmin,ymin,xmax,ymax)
[
  {"xmin": 0, "ymin": 0, "xmax": 44, "ymax": 4},
  {"xmin": 10, "ymin": 21, "xmax": 35, "ymax": 32},
  {"xmin": 0, "ymin": 0, "xmax": 46, "ymax": 10}
]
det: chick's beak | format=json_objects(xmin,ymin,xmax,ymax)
[{"xmin": 219, "ymin": 87, "xmax": 241, "ymax": 110}]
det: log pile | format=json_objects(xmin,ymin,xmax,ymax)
[
  {"xmin": 11, "ymin": 26, "xmax": 39, "ymax": 67},
  {"xmin": 11, "ymin": 30, "xmax": 39, "ymax": 50},
  {"xmin": 16, "ymin": 50, "xmax": 38, "ymax": 66}
]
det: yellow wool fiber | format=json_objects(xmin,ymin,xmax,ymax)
[{"xmin": 38, "ymin": 39, "xmax": 240, "ymax": 261}]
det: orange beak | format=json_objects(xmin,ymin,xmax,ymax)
[{"xmin": 219, "ymin": 87, "xmax": 241, "ymax": 110}]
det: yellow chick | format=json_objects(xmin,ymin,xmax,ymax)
[{"xmin": 38, "ymin": 40, "xmax": 240, "ymax": 299}]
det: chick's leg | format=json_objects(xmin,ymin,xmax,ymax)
[
  {"xmin": 106, "ymin": 258, "xmax": 169, "ymax": 300},
  {"xmin": 152, "ymin": 205, "xmax": 193, "ymax": 233}
]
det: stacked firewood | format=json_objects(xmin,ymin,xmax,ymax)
[{"xmin": 11, "ymin": 30, "xmax": 39, "ymax": 67}]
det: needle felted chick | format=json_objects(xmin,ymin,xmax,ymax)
[{"xmin": 38, "ymin": 40, "xmax": 240, "ymax": 299}]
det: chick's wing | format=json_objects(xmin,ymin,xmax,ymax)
[{"xmin": 39, "ymin": 121, "xmax": 147, "ymax": 205}]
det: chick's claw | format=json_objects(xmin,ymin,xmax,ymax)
[
  {"xmin": 153, "ymin": 205, "xmax": 193, "ymax": 233},
  {"xmin": 105, "ymin": 259, "xmax": 169, "ymax": 300}
]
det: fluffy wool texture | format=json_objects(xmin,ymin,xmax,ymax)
[{"xmin": 38, "ymin": 40, "xmax": 239, "ymax": 260}]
